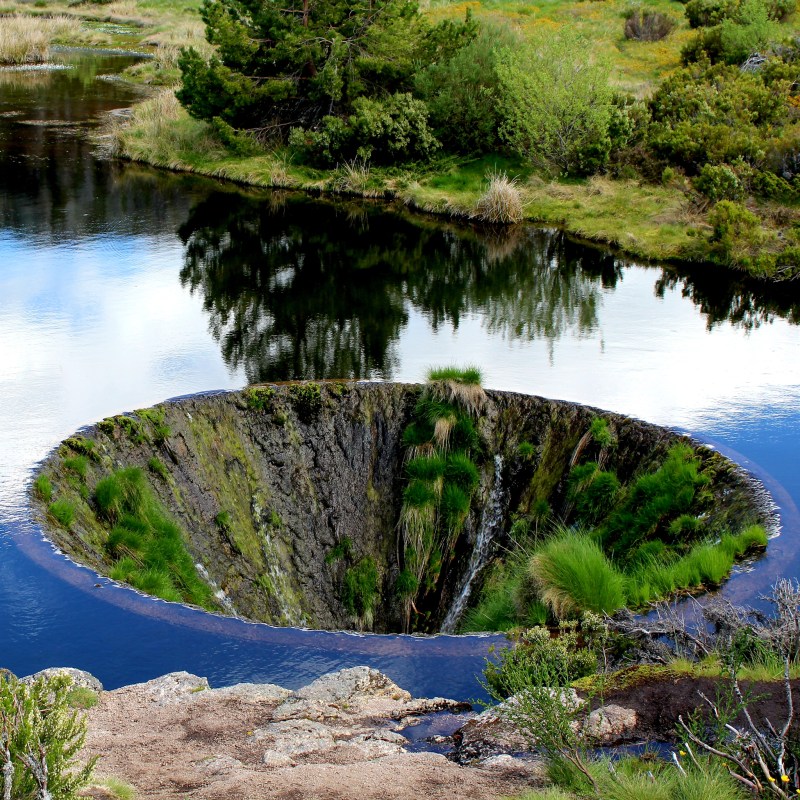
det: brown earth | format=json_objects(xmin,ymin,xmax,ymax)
[{"xmin": 77, "ymin": 668, "xmax": 539, "ymax": 800}]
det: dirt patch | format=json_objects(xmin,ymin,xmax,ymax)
[
  {"xmin": 597, "ymin": 673, "xmax": 800, "ymax": 741},
  {"xmin": 80, "ymin": 670, "xmax": 537, "ymax": 800}
]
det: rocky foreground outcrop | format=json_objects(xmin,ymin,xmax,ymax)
[{"xmin": 67, "ymin": 666, "xmax": 541, "ymax": 800}]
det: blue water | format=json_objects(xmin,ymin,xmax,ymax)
[{"xmin": 1, "ymin": 53, "xmax": 799, "ymax": 700}]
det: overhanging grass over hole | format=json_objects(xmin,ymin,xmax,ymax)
[{"xmin": 29, "ymin": 384, "xmax": 774, "ymax": 633}]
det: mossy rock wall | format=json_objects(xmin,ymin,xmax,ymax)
[{"xmin": 32, "ymin": 383, "xmax": 773, "ymax": 632}]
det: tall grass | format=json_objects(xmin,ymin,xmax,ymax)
[
  {"xmin": 0, "ymin": 15, "xmax": 81, "ymax": 65},
  {"xmin": 472, "ymin": 170, "xmax": 525, "ymax": 224},
  {"xmin": 625, "ymin": 526, "xmax": 767, "ymax": 606},
  {"xmin": 590, "ymin": 756, "xmax": 747, "ymax": 800},
  {"xmin": 109, "ymin": 90, "xmax": 221, "ymax": 166},
  {"xmin": 96, "ymin": 468, "xmax": 214, "ymax": 608},
  {"xmin": 529, "ymin": 530, "xmax": 626, "ymax": 618}
]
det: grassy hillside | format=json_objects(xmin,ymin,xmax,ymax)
[{"xmin": 2, "ymin": 0, "xmax": 799, "ymax": 278}]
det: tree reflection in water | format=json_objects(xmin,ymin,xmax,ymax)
[{"xmin": 178, "ymin": 193, "xmax": 610, "ymax": 382}]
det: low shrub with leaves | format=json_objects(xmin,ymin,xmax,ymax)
[
  {"xmin": 0, "ymin": 672, "xmax": 95, "ymax": 799},
  {"xmin": 624, "ymin": 10, "xmax": 677, "ymax": 40}
]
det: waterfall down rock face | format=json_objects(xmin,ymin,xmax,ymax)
[{"xmin": 32, "ymin": 382, "xmax": 773, "ymax": 633}]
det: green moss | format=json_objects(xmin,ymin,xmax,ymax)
[
  {"xmin": 289, "ymin": 383, "xmax": 323, "ymax": 423},
  {"xmin": 243, "ymin": 386, "xmax": 275, "ymax": 411},
  {"xmin": 98, "ymin": 418, "xmax": 116, "ymax": 435},
  {"xmin": 114, "ymin": 415, "xmax": 147, "ymax": 444},
  {"xmin": 215, "ymin": 510, "xmax": 232, "ymax": 531},
  {"xmin": 64, "ymin": 436, "xmax": 99, "ymax": 462},
  {"xmin": 325, "ymin": 537, "xmax": 353, "ymax": 564}
]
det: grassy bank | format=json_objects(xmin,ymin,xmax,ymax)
[{"xmin": 102, "ymin": 89, "xmax": 704, "ymax": 265}]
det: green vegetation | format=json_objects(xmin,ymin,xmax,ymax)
[
  {"xmin": 33, "ymin": 474, "xmax": 53, "ymax": 502},
  {"xmin": 529, "ymin": 532, "xmax": 627, "ymax": 618},
  {"xmin": 243, "ymin": 386, "xmax": 275, "ymax": 412},
  {"xmin": 63, "ymin": 455, "xmax": 88, "ymax": 480},
  {"xmin": 325, "ymin": 537, "xmax": 353, "ymax": 564},
  {"xmin": 288, "ymin": 383, "xmax": 322, "ymax": 423},
  {"xmin": 0, "ymin": 14, "xmax": 82, "ymax": 64},
  {"xmin": 49, "ymin": 499, "xmax": 75, "ymax": 529},
  {"xmin": 342, "ymin": 557, "xmax": 379, "ymax": 624},
  {"xmin": 398, "ymin": 367, "xmax": 485, "ymax": 630},
  {"xmin": 66, "ymin": 686, "xmax": 99, "ymax": 710},
  {"xmin": 97, "ymin": 468, "xmax": 214, "ymax": 608},
  {"xmin": 0, "ymin": 672, "xmax": 96, "ymax": 799},
  {"xmin": 64, "ymin": 436, "xmax": 99, "ymax": 462},
  {"xmin": 148, "ymin": 456, "xmax": 169, "ymax": 479},
  {"xmin": 463, "ymin": 437, "xmax": 766, "ymax": 629},
  {"xmin": 79, "ymin": 0, "xmax": 799, "ymax": 280}
]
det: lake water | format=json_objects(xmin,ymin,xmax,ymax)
[{"xmin": 1, "ymin": 52, "xmax": 799, "ymax": 699}]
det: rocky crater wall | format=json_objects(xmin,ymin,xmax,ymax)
[{"xmin": 32, "ymin": 382, "xmax": 773, "ymax": 633}]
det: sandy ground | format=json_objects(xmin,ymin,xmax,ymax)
[{"xmin": 78, "ymin": 670, "xmax": 537, "ymax": 800}]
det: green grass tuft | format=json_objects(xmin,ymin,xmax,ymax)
[
  {"xmin": 64, "ymin": 455, "xmax": 88, "ymax": 480},
  {"xmin": 34, "ymin": 474, "xmax": 53, "ymax": 502},
  {"xmin": 48, "ymin": 499, "xmax": 75, "ymax": 529},
  {"xmin": 529, "ymin": 530, "xmax": 627, "ymax": 618},
  {"xmin": 148, "ymin": 456, "xmax": 169, "ymax": 479},
  {"xmin": 67, "ymin": 686, "xmax": 99, "ymax": 709}
]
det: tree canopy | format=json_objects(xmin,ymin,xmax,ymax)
[{"xmin": 177, "ymin": 0, "xmax": 426, "ymax": 133}]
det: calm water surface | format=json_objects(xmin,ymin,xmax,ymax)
[{"xmin": 1, "ymin": 53, "xmax": 799, "ymax": 698}]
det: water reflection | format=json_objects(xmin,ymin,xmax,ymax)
[
  {"xmin": 655, "ymin": 269, "xmax": 800, "ymax": 331},
  {"xmin": 178, "ymin": 194, "xmax": 614, "ymax": 381}
]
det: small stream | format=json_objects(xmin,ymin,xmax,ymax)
[{"xmin": 1, "ymin": 52, "xmax": 800, "ymax": 699}]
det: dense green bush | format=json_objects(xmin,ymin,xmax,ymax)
[
  {"xmin": 568, "ymin": 463, "xmax": 621, "ymax": 524},
  {"xmin": 0, "ymin": 673, "xmax": 95, "ymax": 800},
  {"xmin": 497, "ymin": 28, "xmax": 615, "ymax": 175},
  {"xmin": 693, "ymin": 163, "xmax": 745, "ymax": 200},
  {"xmin": 485, "ymin": 623, "xmax": 597, "ymax": 697},
  {"xmin": 708, "ymin": 200, "xmax": 766, "ymax": 265},
  {"xmin": 686, "ymin": 0, "xmax": 793, "ymax": 27},
  {"xmin": 599, "ymin": 444, "xmax": 709, "ymax": 557},
  {"xmin": 682, "ymin": 0, "xmax": 785, "ymax": 64},
  {"xmin": 647, "ymin": 60, "xmax": 789, "ymax": 172},
  {"xmin": 178, "ymin": 0, "xmax": 422, "ymax": 130},
  {"xmin": 289, "ymin": 93, "xmax": 439, "ymax": 166},
  {"xmin": 415, "ymin": 20, "xmax": 520, "ymax": 154}
]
